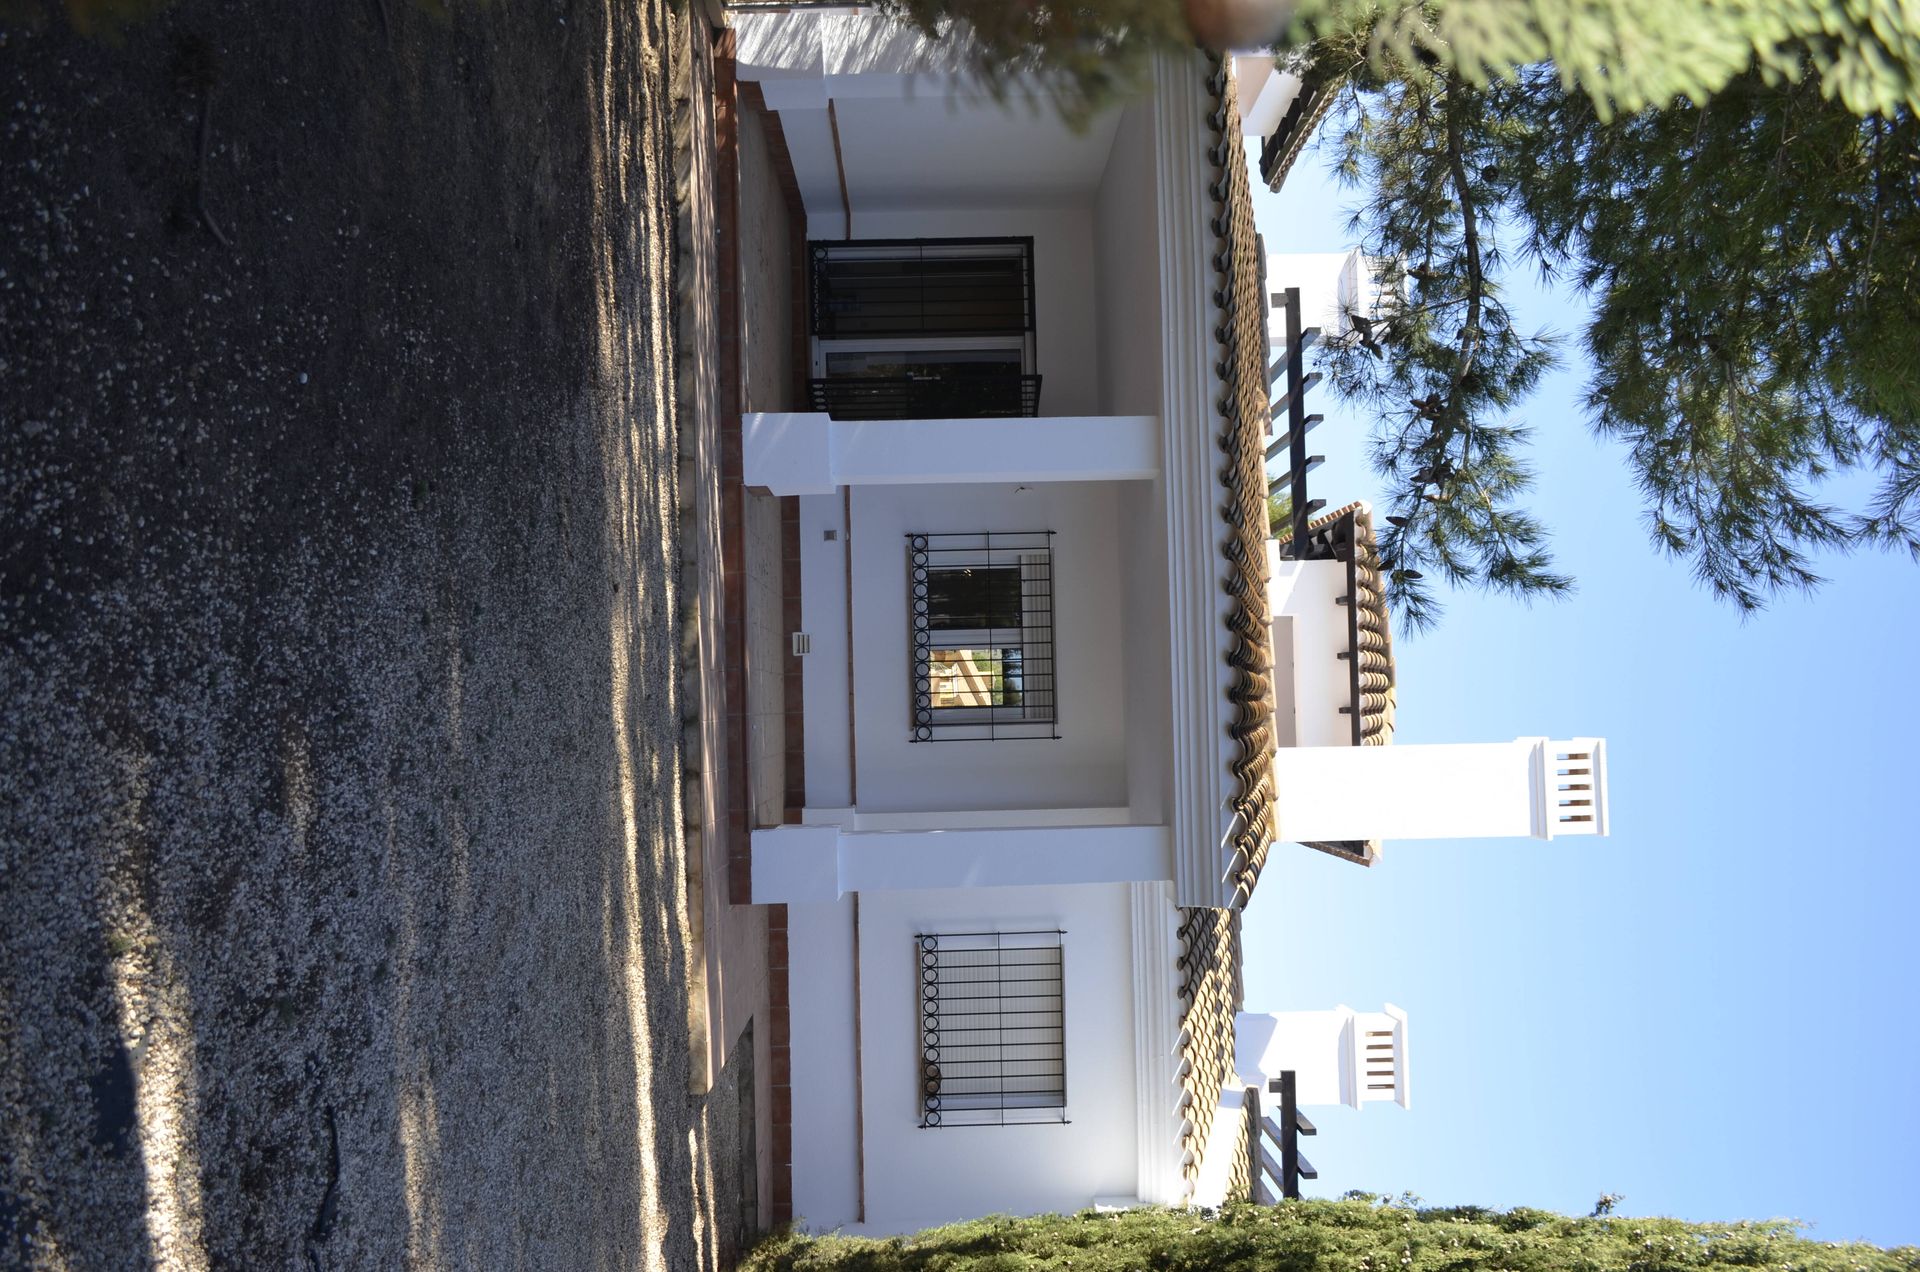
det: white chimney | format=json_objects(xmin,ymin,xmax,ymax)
[
  {"xmin": 1272, "ymin": 737, "xmax": 1610, "ymax": 843},
  {"xmin": 1267, "ymin": 249, "xmax": 1387, "ymax": 344},
  {"xmin": 1235, "ymin": 1005, "xmax": 1410, "ymax": 1110}
]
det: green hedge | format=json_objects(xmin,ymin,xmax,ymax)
[{"xmin": 745, "ymin": 1198, "xmax": 1919, "ymax": 1272}]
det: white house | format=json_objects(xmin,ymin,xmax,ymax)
[{"xmin": 726, "ymin": 10, "xmax": 1611, "ymax": 1234}]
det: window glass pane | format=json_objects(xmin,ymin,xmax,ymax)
[
  {"xmin": 928, "ymin": 648, "xmax": 1023, "ymax": 709},
  {"xmin": 815, "ymin": 245, "xmax": 1030, "ymax": 338},
  {"xmin": 919, "ymin": 932, "xmax": 1065, "ymax": 1127},
  {"xmin": 906, "ymin": 534, "xmax": 1055, "ymax": 740},
  {"xmin": 925, "ymin": 566, "xmax": 1022, "ymax": 631}
]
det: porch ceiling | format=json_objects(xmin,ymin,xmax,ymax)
[{"xmin": 823, "ymin": 94, "xmax": 1122, "ymax": 211}]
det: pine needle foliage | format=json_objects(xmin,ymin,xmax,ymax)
[
  {"xmin": 873, "ymin": 0, "xmax": 1184, "ymax": 125},
  {"xmin": 872, "ymin": 0, "xmax": 1920, "ymax": 126},
  {"xmin": 1510, "ymin": 68, "xmax": 1920, "ymax": 611},
  {"xmin": 1316, "ymin": 47, "xmax": 1571, "ymax": 630},
  {"xmin": 1319, "ymin": 19, "xmax": 1920, "ymax": 626},
  {"xmin": 742, "ymin": 1198, "xmax": 1920, "ymax": 1272},
  {"xmin": 1289, "ymin": 0, "xmax": 1920, "ymax": 121}
]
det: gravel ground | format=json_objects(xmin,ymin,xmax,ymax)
[{"xmin": 1, "ymin": 1, "xmax": 751, "ymax": 1267}]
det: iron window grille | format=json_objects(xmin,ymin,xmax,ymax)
[
  {"xmin": 808, "ymin": 238, "xmax": 1041, "ymax": 420},
  {"xmin": 907, "ymin": 532, "xmax": 1057, "ymax": 742},
  {"xmin": 918, "ymin": 930, "xmax": 1067, "ymax": 1128}
]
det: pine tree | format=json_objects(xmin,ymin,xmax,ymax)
[
  {"xmin": 1313, "ymin": 51, "xmax": 1571, "ymax": 629},
  {"xmin": 1316, "ymin": 25, "xmax": 1920, "ymax": 624}
]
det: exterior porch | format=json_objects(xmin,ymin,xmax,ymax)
[{"xmin": 734, "ymin": 19, "xmax": 1253, "ymax": 911}]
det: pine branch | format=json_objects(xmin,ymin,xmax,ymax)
[{"xmin": 1440, "ymin": 71, "xmax": 1484, "ymax": 434}]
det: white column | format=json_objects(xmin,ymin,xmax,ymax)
[
  {"xmin": 1271, "ymin": 738, "xmax": 1610, "ymax": 843},
  {"xmin": 743, "ymin": 413, "xmax": 1161, "ymax": 496},
  {"xmin": 799, "ymin": 493, "xmax": 852, "ymax": 807},
  {"xmin": 750, "ymin": 822, "xmax": 1175, "ymax": 902}
]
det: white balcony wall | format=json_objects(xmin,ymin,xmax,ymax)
[
  {"xmin": 849, "ymin": 481, "xmax": 1128, "ymax": 814},
  {"xmin": 1269, "ymin": 554, "xmax": 1355, "ymax": 749},
  {"xmin": 856, "ymin": 882, "xmax": 1138, "ymax": 1233},
  {"xmin": 823, "ymin": 207, "xmax": 1103, "ymax": 418}
]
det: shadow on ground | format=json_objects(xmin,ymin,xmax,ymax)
[{"xmin": 0, "ymin": 1, "xmax": 751, "ymax": 1266}]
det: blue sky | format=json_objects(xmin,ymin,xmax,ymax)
[{"xmin": 1239, "ymin": 138, "xmax": 1920, "ymax": 1249}]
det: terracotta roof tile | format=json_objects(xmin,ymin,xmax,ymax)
[
  {"xmin": 1175, "ymin": 905, "xmax": 1243, "ymax": 1197},
  {"xmin": 1206, "ymin": 59, "xmax": 1280, "ymax": 915},
  {"xmin": 1258, "ymin": 78, "xmax": 1338, "ymax": 192}
]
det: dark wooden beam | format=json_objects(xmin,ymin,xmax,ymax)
[
  {"xmin": 1268, "ymin": 327, "xmax": 1320, "ymax": 385},
  {"xmin": 1271, "ymin": 371, "xmax": 1324, "ymax": 419},
  {"xmin": 1283, "ymin": 290, "xmax": 1310, "ymax": 560},
  {"xmin": 1276, "ymin": 1069, "xmax": 1303, "ymax": 1198},
  {"xmin": 1268, "ymin": 455, "xmax": 1325, "ymax": 485},
  {"xmin": 1266, "ymin": 415, "xmax": 1323, "ymax": 459}
]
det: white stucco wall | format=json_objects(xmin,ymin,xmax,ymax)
[
  {"xmin": 856, "ymin": 882, "xmax": 1140, "ymax": 1233},
  {"xmin": 849, "ymin": 481, "xmax": 1129, "ymax": 814},
  {"xmin": 789, "ymin": 897, "xmax": 863, "ymax": 1227},
  {"xmin": 824, "ymin": 207, "xmax": 1102, "ymax": 418}
]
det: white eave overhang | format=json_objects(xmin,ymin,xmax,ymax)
[{"xmin": 1153, "ymin": 49, "xmax": 1241, "ymax": 911}]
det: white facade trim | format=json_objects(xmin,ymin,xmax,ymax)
[
  {"xmin": 1152, "ymin": 49, "xmax": 1235, "ymax": 909},
  {"xmin": 1128, "ymin": 881, "xmax": 1182, "ymax": 1204}
]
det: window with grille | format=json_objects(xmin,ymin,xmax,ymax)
[
  {"xmin": 807, "ymin": 238, "xmax": 1041, "ymax": 420},
  {"xmin": 907, "ymin": 532, "xmax": 1057, "ymax": 742},
  {"xmin": 917, "ymin": 930, "xmax": 1066, "ymax": 1128}
]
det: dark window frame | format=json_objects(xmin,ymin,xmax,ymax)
[
  {"xmin": 807, "ymin": 238, "xmax": 1042, "ymax": 420},
  {"xmin": 907, "ymin": 532, "xmax": 1058, "ymax": 742}
]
